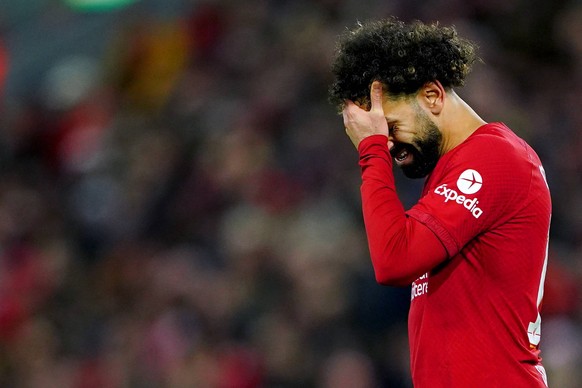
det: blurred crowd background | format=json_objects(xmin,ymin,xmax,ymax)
[{"xmin": 0, "ymin": 0, "xmax": 580, "ymax": 387}]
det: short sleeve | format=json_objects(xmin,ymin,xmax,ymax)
[{"xmin": 406, "ymin": 134, "xmax": 531, "ymax": 257}]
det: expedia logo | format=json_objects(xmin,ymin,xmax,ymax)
[
  {"xmin": 456, "ymin": 169, "xmax": 483, "ymax": 194},
  {"xmin": 434, "ymin": 170, "xmax": 484, "ymax": 219}
]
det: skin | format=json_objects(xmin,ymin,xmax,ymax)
[{"xmin": 342, "ymin": 81, "xmax": 487, "ymax": 168}]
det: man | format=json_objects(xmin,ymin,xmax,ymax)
[{"xmin": 329, "ymin": 18, "xmax": 551, "ymax": 387}]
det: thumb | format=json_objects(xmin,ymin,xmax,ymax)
[{"xmin": 370, "ymin": 81, "xmax": 384, "ymax": 113}]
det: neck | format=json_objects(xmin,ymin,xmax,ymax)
[{"xmin": 439, "ymin": 90, "xmax": 487, "ymax": 155}]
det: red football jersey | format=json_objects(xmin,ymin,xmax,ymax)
[
  {"xmin": 357, "ymin": 122, "xmax": 551, "ymax": 387},
  {"xmin": 404, "ymin": 123, "xmax": 551, "ymax": 387}
]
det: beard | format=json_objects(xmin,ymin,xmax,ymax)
[{"xmin": 392, "ymin": 107, "xmax": 442, "ymax": 179}]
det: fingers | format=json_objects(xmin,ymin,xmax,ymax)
[
  {"xmin": 343, "ymin": 99, "xmax": 356, "ymax": 110},
  {"xmin": 370, "ymin": 81, "xmax": 384, "ymax": 113},
  {"xmin": 342, "ymin": 99, "xmax": 359, "ymax": 123},
  {"xmin": 341, "ymin": 91, "xmax": 388, "ymax": 149},
  {"xmin": 341, "ymin": 100, "xmax": 352, "ymax": 124}
]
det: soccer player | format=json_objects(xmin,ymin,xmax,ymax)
[{"xmin": 329, "ymin": 18, "xmax": 551, "ymax": 387}]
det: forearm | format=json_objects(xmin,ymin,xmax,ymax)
[{"xmin": 358, "ymin": 135, "xmax": 447, "ymax": 286}]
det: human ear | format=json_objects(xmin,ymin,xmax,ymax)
[{"xmin": 420, "ymin": 81, "xmax": 445, "ymax": 115}]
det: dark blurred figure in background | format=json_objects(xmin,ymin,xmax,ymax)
[{"xmin": 0, "ymin": 0, "xmax": 579, "ymax": 387}]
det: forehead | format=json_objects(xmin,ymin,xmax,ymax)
[{"xmin": 381, "ymin": 94, "xmax": 418, "ymax": 120}]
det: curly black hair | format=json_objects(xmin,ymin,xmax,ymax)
[{"xmin": 329, "ymin": 17, "xmax": 478, "ymax": 110}]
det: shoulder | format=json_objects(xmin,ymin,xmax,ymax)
[
  {"xmin": 426, "ymin": 123, "xmax": 534, "ymax": 210},
  {"xmin": 443, "ymin": 123, "xmax": 532, "ymax": 183},
  {"xmin": 455, "ymin": 123, "xmax": 529, "ymax": 164}
]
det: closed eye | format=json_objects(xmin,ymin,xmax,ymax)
[{"xmin": 388, "ymin": 123, "xmax": 399, "ymax": 135}]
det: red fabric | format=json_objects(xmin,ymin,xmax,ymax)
[
  {"xmin": 358, "ymin": 135, "xmax": 447, "ymax": 286},
  {"xmin": 357, "ymin": 123, "xmax": 551, "ymax": 387}
]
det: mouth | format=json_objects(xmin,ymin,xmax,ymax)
[{"xmin": 390, "ymin": 144, "xmax": 414, "ymax": 166}]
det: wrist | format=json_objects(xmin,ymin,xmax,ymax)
[{"xmin": 357, "ymin": 134, "xmax": 390, "ymax": 154}]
